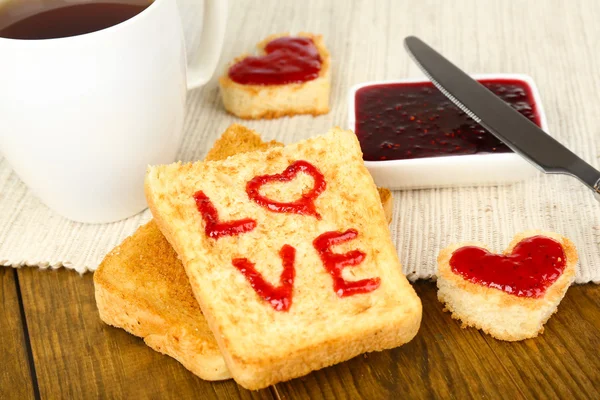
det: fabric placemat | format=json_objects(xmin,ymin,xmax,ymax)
[{"xmin": 1, "ymin": 0, "xmax": 599, "ymax": 282}]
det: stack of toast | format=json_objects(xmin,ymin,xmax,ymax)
[{"xmin": 95, "ymin": 124, "xmax": 422, "ymax": 389}]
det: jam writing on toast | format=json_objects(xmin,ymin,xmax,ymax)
[{"xmin": 195, "ymin": 161, "xmax": 381, "ymax": 311}]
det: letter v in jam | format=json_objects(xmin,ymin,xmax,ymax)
[{"xmin": 232, "ymin": 245, "xmax": 296, "ymax": 311}]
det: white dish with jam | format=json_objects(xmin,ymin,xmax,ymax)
[{"xmin": 348, "ymin": 73, "xmax": 548, "ymax": 189}]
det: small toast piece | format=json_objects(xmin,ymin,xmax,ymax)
[
  {"xmin": 94, "ymin": 124, "xmax": 394, "ymax": 381},
  {"xmin": 145, "ymin": 128, "xmax": 421, "ymax": 389},
  {"xmin": 437, "ymin": 231, "xmax": 578, "ymax": 341},
  {"xmin": 219, "ymin": 33, "xmax": 330, "ymax": 119}
]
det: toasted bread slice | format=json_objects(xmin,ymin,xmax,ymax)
[
  {"xmin": 94, "ymin": 220, "xmax": 230, "ymax": 380},
  {"xmin": 94, "ymin": 124, "xmax": 394, "ymax": 381},
  {"xmin": 145, "ymin": 127, "xmax": 421, "ymax": 389},
  {"xmin": 437, "ymin": 231, "xmax": 577, "ymax": 341},
  {"xmin": 219, "ymin": 33, "xmax": 330, "ymax": 119}
]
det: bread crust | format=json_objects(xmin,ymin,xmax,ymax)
[
  {"xmin": 145, "ymin": 128, "xmax": 421, "ymax": 389},
  {"xmin": 377, "ymin": 188, "xmax": 393, "ymax": 224},
  {"xmin": 219, "ymin": 33, "xmax": 331, "ymax": 119},
  {"xmin": 436, "ymin": 230, "xmax": 578, "ymax": 341}
]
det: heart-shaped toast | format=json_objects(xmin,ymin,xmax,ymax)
[
  {"xmin": 246, "ymin": 160, "xmax": 326, "ymax": 219},
  {"xmin": 219, "ymin": 33, "xmax": 330, "ymax": 119},
  {"xmin": 436, "ymin": 231, "xmax": 578, "ymax": 341}
]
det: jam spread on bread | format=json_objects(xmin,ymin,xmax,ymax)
[
  {"xmin": 194, "ymin": 191, "xmax": 257, "ymax": 239},
  {"xmin": 232, "ymin": 245, "xmax": 296, "ymax": 311},
  {"xmin": 449, "ymin": 236, "xmax": 566, "ymax": 298},
  {"xmin": 246, "ymin": 160, "xmax": 326, "ymax": 219},
  {"xmin": 228, "ymin": 37, "xmax": 322, "ymax": 85},
  {"xmin": 354, "ymin": 79, "xmax": 540, "ymax": 161},
  {"xmin": 196, "ymin": 161, "xmax": 380, "ymax": 311},
  {"xmin": 314, "ymin": 229, "xmax": 381, "ymax": 297}
]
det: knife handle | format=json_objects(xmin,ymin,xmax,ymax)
[{"xmin": 563, "ymin": 159, "xmax": 600, "ymax": 201}]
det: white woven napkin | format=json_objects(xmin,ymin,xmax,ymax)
[{"xmin": 1, "ymin": 0, "xmax": 599, "ymax": 282}]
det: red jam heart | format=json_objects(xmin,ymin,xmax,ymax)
[
  {"xmin": 194, "ymin": 191, "xmax": 257, "ymax": 239},
  {"xmin": 228, "ymin": 36, "xmax": 322, "ymax": 85},
  {"xmin": 232, "ymin": 244, "xmax": 296, "ymax": 311},
  {"xmin": 449, "ymin": 236, "xmax": 567, "ymax": 298},
  {"xmin": 246, "ymin": 160, "xmax": 326, "ymax": 219},
  {"xmin": 313, "ymin": 229, "xmax": 381, "ymax": 297}
]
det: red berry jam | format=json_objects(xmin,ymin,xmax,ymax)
[
  {"xmin": 246, "ymin": 160, "xmax": 326, "ymax": 219},
  {"xmin": 313, "ymin": 229, "xmax": 381, "ymax": 297},
  {"xmin": 228, "ymin": 37, "xmax": 322, "ymax": 85},
  {"xmin": 232, "ymin": 244, "xmax": 296, "ymax": 311},
  {"xmin": 449, "ymin": 236, "xmax": 566, "ymax": 298},
  {"xmin": 354, "ymin": 79, "xmax": 541, "ymax": 161},
  {"xmin": 193, "ymin": 191, "xmax": 256, "ymax": 239}
]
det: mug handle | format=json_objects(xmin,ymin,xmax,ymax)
[{"xmin": 185, "ymin": 0, "xmax": 228, "ymax": 89}]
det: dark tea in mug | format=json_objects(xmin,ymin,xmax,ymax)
[{"xmin": 0, "ymin": 0, "xmax": 152, "ymax": 39}]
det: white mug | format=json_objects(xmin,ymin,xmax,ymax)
[{"xmin": 0, "ymin": 0, "xmax": 227, "ymax": 223}]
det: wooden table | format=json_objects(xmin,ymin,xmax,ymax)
[{"xmin": 2, "ymin": 267, "xmax": 600, "ymax": 399}]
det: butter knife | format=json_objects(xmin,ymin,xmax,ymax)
[{"xmin": 404, "ymin": 36, "xmax": 600, "ymax": 201}]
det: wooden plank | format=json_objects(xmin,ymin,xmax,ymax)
[
  {"xmin": 0, "ymin": 268, "xmax": 35, "ymax": 400},
  {"xmin": 483, "ymin": 284, "xmax": 600, "ymax": 399},
  {"xmin": 16, "ymin": 268, "xmax": 273, "ymax": 400},
  {"xmin": 274, "ymin": 281, "xmax": 524, "ymax": 399},
  {"xmin": 12, "ymin": 268, "xmax": 600, "ymax": 398}
]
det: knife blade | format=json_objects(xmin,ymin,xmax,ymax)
[{"xmin": 404, "ymin": 36, "xmax": 600, "ymax": 201}]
